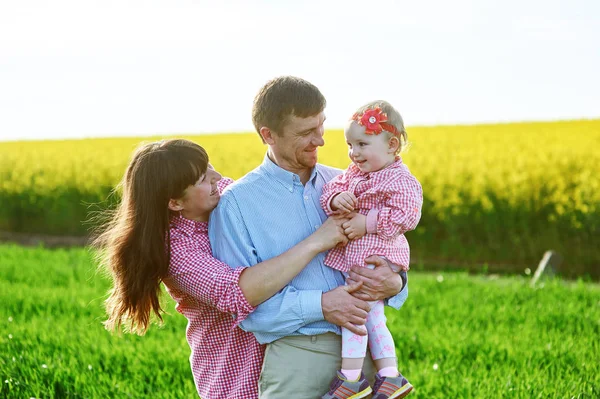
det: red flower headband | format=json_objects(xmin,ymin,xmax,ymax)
[{"xmin": 351, "ymin": 107, "xmax": 401, "ymax": 137}]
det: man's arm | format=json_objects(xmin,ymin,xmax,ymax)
[
  {"xmin": 346, "ymin": 255, "xmax": 409, "ymax": 310},
  {"xmin": 209, "ymin": 193, "xmax": 325, "ymax": 334},
  {"xmin": 238, "ymin": 281, "xmax": 370, "ymax": 337},
  {"xmin": 209, "ymin": 191, "xmax": 370, "ymax": 337}
]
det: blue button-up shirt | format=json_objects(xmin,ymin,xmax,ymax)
[{"xmin": 209, "ymin": 154, "xmax": 408, "ymax": 344}]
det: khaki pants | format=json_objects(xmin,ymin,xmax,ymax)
[{"xmin": 258, "ymin": 333, "xmax": 377, "ymax": 399}]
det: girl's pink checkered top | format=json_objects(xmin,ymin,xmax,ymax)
[{"xmin": 320, "ymin": 158, "xmax": 423, "ymax": 272}]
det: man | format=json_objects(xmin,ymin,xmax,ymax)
[{"xmin": 209, "ymin": 76, "xmax": 408, "ymax": 398}]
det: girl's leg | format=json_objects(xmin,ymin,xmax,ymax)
[
  {"xmin": 367, "ymin": 300, "xmax": 399, "ymax": 377},
  {"xmin": 341, "ymin": 324, "xmax": 368, "ymax": 381}
]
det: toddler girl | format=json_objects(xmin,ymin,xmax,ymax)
[{"xmin": 320, "ymin": 101, "xmax": 423, "ymax": 399}]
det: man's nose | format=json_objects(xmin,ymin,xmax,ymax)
[{"xmin": 312, "ymin": 130, "xmax": 325, "ymax": 147}]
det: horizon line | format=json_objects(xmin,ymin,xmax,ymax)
[{"xmin": 1, "ymin": 116, "xmax": 599, "ymax": 144}]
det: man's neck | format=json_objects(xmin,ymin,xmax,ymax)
[{"xmin": 267, "ymin": 150, "xmax": 312, "ymax": 185}]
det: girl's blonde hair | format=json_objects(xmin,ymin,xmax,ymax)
[
  {"xmin": 353, "ymin": 100, "xmax": 408, "ymax": 154},
  {"xmin": 93, "ymin": 139, "xmax": 208, "ymax": 335}
]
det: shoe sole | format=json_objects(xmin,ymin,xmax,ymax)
[
  {"xmin": 345, "ymin": 387, "xmax": 373, "ymax": 399},
  {"xmin": 388, "ymin": 382, "xmax": 413, "ymax": 399}
]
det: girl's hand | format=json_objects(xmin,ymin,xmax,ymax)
[
  {"xmin": 331, "ymin": 191, "xmax": 358, "ymax": 214},
  {"xmin": 311, "ymin": 215, "xmax": 349, "ymax": 251},
  {"xmin": 343, "ymin": 213, "xmax": 367, "ymax": 240}
]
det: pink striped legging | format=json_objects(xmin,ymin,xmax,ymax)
[{"xmin": 341, "ymin": 299, "xmax": 396, "ymax": 360}]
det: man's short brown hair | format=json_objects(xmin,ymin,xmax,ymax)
[{"xmin": 252, "ymin": 76, "xmax": 326, "ymax": 142}]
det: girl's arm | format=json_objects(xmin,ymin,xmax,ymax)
[
  {"xmin": 370, "ymin": 173, "xmax": 423, "ymax": 240},
  {"xmin": 320, "ymin": 171, "xmax": 352, "ymax": 215}
]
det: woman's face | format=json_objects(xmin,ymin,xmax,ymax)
[{"xmin": 178, "ymin": 164, "xmax": 222, "ymax": 221}]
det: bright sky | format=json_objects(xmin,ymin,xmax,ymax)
[{"xmin": 1, "ymin": 0, "xmax": 599, "ymax": 142}]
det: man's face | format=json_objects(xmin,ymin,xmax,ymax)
[{"xmin": 270, "ymin": 112, "xmax": 326, "ymax": 173}]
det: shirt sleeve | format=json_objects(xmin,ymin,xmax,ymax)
[
  {"xmin": 168, "ymin": 233, "xmax": 255, "ymax": 324},
  {"xmin": 320, "ymin": 171, "xmax": 352, "ymax": 215},
  {"xmin": 375, "ymin": 173, "xmax": 423, "ymax": 240},
  {"xmin": 209, "ymin": 191, "xmax": 260, "ymax": 267},
  {"xmin": 385, "ymin": 271, "xmax": 409, "ymax": 310},
  {"xmin": 209, "ymin": 191, "xmax": 325, "ymax": 335},
  {"xmin": 237, "ymin": 286, "xmax": 324, "ymax": 335}
]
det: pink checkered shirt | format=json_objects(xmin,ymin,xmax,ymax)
[
  {"xmin": 163, "ymin": 178, "xmax": 264, "ymax": 399},
  {"xmin": 320, "ymin": 158, "xmax": 423, "ymax": 272}
]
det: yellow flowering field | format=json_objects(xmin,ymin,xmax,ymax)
[{"xmin": 0, "ymin": 120, "xmax": 598, "ymax": 277}]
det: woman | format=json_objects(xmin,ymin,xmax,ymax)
[{"xmin": 95, "ymin": 139, "xmax": 348, "ymax": 398}]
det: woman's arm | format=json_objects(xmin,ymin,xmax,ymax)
[
  {"xmin": 238, "ymin": 215, "xmax": 348, "ymax": 306},
  {"xmin": 167, "ymin": 216, "xmax": 348, "ymax": 319},
  {"xmin": 166, "ymin": 251, "xmax": 255, "ymax": 321}
]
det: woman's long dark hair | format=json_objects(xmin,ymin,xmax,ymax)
[{"xmin": 94, "ymin": 139, "xmax": 208, "ymax": 334}]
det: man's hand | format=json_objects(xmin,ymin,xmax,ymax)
[
  {"xmin": 311, "ymin": 215, "xmax": 350, "ymax": 251},
  {"xmin": 331, "ymin": 191, "xmax": 358, "ymax": 214},
  {"xmin": 322, "ymin": 282, "xmax": 370, "ymax": 336},
  {"xmin": 342, "ymin": 213, "xmax": 366, "ymax": 240},
  {"xmin": 346, "ymin": 255, "xmax": 403, "ymax": 301}
]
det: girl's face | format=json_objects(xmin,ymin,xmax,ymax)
[
  {"xmin": 177, "ymin": 164, "xmax": 222, "ymax": 222},
  {"xmin": 345, "ymin": 121, "xmax": 397, "ymax": 173}
]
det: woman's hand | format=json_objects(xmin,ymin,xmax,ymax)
[{"xmin": 310, "ymin": 215, "xmax": 350, "ymax": 252}]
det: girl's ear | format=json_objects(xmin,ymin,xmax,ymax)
[
  {"xmin": 388, "ymin": 136, "xmax": 400, "ymax": 154},
  {"xmin": 168, "ymin": 198, "xmax": 184, "ymax": 212}
]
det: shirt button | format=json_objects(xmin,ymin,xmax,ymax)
[
  {"xmin": 304, "ymin": 196, "xmax": 309, "ymax": 200},
  {"xmin": 314, "ymin": 225, "xmax": 319, "ymax": 230}
]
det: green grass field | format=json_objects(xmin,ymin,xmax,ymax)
[{"xmin": 1, "ymin": 244, "xmax": 599, "ymax": 398}]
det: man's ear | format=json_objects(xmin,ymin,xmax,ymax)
[
  {"xmin": 259, "ymin": 127, "xmax": 277, "ymax": 145},
  {"xmin": 168, "ymin": 198, "xmax": 184, "ymax": 212},
  {"xmin": 388, "ymin": 136, "xmax": 400, "ymax": 154}
]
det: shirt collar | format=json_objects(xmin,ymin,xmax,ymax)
[
  {"xmin": 170, "ymin": 214, "xmax": 208, "ymax": 236},
  {"xmin": 260, "ymin": 153, "xmax": 319, "ymax": 191}
]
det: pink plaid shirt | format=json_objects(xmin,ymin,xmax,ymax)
[
  {"xmin": 320, "ymin": 158, "xmax": 423, "ymax": 272},
  {"xmin": 163, "ymin": 178, "xmax": 264, "ymax": 399}
]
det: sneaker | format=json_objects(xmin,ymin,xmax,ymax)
[
  {"xmin": 321, "ymin": 371, "xmax": 372, "ymax": 399},
  {"xmin": 371, "ymin": 372, "xmax": 413, "ymax": 399}
]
